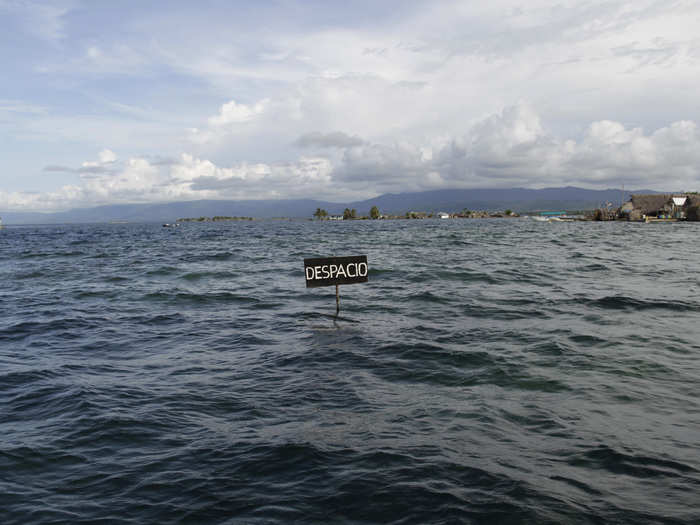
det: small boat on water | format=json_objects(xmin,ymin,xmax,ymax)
[
  {"xmin": 645, "ymin": 217, "xmax": 678, "ymax": 223},
  {"xmin": 530, "ymin": 213, "xmax": 580, "ymax": 222},
  {"xmin": 531, "ymin": 211, "xmax": 568, "ymax": 222}
]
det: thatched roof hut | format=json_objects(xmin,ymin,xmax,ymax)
[
  {"xmin": 628, "ymin": 194, "xmax": 671, "ymax": 215},
  {"xmin": 685, "ymin": 195, "xmax": 700, "ymax": 207},
  {"xmin": 684, "ymin": 195, "xmax": 700, "ymax": 221}
]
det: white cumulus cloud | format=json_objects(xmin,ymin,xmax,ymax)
[
  {"xmin": 98, "ymin": 149, "xmax": 117, "ymax": 163},
  {"xmin": 5, "ymin": 104, "xmax": 700, "ymax": 212},
  {"xmin": 208, "ymin": 99, "xmax": 269, "ymax": 126}
]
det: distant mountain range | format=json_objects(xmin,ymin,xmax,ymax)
[{"xmin": 1, "ymin": 186, "xmax": 656, "ymax": 224}]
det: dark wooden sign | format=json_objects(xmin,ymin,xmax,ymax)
[{"xmin": 304, "ymin": 255, "xmax": 368, "ymax": 288}]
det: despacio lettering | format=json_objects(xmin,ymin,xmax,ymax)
[
  {"xmin": 305, "ymin": 262, "xmax": 368, "ymax": 280},
  {"xmin": 303, "ymin": 255, "xmax": 368, "ymax": 288}
]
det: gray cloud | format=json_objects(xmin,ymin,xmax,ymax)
[
  {"xmin": 294, "ymin": 131, "xmax": 365, "ymax": 149},
  {"xmin": 43, "ymin": 164, "xmax": 115, "ymax": 174},
  {"xmin": 77, "ymin": 165, "xmax": 114, "ymax": 174},
  {"xmin": 189, "ymin": 176, "xmax": 239, "ymax": 191},
  {"xmin": 43, "ymin": 162, "xmax": 118, "ymax": 175},
  {"xmin": 335, "ymin": 142, "xmax": 425, "ymax": 183},
  {"xmin": 148, "ymin": 156, "xmax": 180, "ymax": 166}
]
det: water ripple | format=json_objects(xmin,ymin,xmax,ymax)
[{"xmin": 1, "ymin": 220, "xmax": 699, "ymax": 524}]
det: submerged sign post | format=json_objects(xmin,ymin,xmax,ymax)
[{"xmin": 304, "ymin": 255, "xmax": 368, "ymax": 315}]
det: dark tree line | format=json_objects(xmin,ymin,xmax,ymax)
[{"xmin": 313, "ymin": 206, "xmax": 381, "ymax": 219}]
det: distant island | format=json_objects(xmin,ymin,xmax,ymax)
[
  {"xmin": 312, "ymin": 206, "xmax": 521, "ymax": 220},
  {"xmin": 177, "ymin": 216, "xmax": 254, "ymax": 222}
]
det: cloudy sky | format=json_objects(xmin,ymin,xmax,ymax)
[{"xmin": 2, "ymin": 0, "xmax": 700, "ymax": 211}]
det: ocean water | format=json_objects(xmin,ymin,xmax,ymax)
[{"xmin": 1, "ymin": 219, "xmax": 699, "ymax": 524}]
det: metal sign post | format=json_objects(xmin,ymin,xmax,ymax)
[
  {"xmin": 336, "ymin": 284, "xmax": 340, "ymax": 315},
  {"xmin": 304, "ymin": 255, "xmax": 368, "ymax": 315}
]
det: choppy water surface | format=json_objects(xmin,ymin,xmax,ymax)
[{"xmin": 1, "ymin": 219, "xmax": 699, "ymax": 524}]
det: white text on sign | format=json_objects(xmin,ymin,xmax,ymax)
[{"xmin": 303, "ymin": 255, "xmax": 369, "ymax": 288}]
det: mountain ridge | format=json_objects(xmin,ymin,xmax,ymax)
[{"xmin": 0, "ymin": 186, "xmax": 659, "ymax": 224}]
